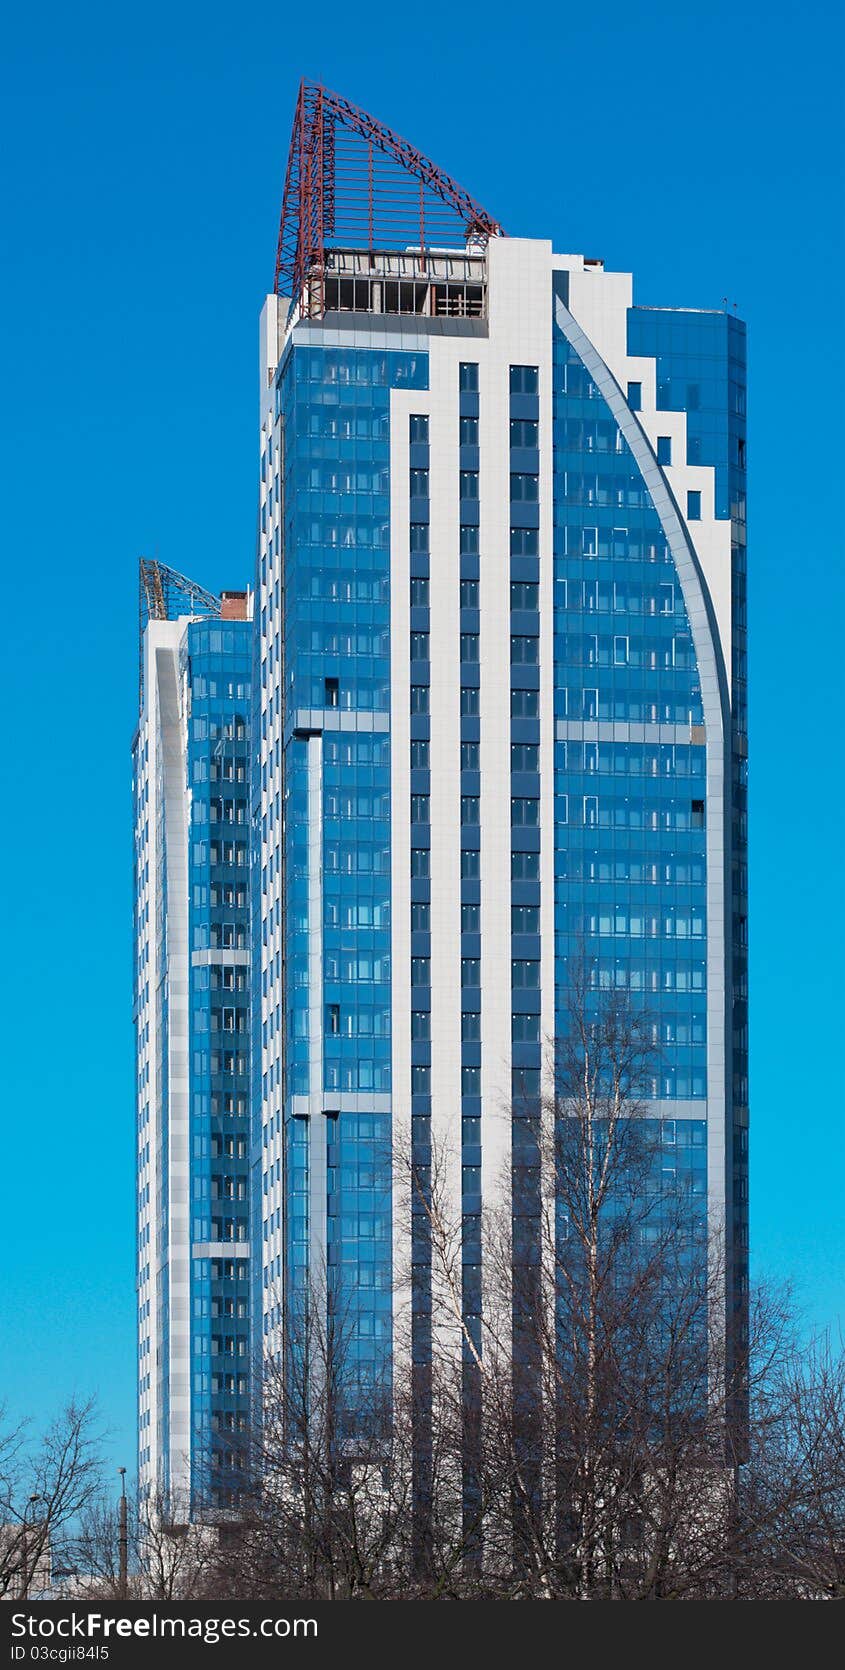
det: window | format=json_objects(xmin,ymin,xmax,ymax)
[
  {"xmin": 411, "ymin": 795, "xmax": 430, "ymax": 824},
  {"xmin": 613, "ymin": 635, "xmax": 629, "ymax": 665},
  {"xmin": 326, "ymin": 1004, "xmax": 340, "ymax": 1036},
  {"xmin": 411, "ymin": 848, "xmax": 430, "ymax": 879},
  {"xmin": 512, "ymin": 1012, "xmax": 540, "ymax": 1042},
  {"xmin": 510, "ymin": 418, "xmax": 539, "ymax": 447},
  {"xmin": 324, "ymin": 676, "xmax": 339, "ymax": 708},
  {"xmin": 461, "ymin": 849, "xmax": 480, "ymax": 880},
  {"xmin": 410, "ymin": 414, "xmax": 429, "ymax": 443},
  {"xmin": 511, "ymin": 797, "xmax": 539, "ymax": 826},
  {"xmin": 510, "ymin": 473, "xmax": 539, "ymax": 501},
  {"xmin": 461, "ymin": 796, "xmax": 480, "ymax": 825},
  {"xmin": 511, "ymin": 742, "xmax": 538, "ymax": 772},
  {"xmin": 511, "ymin": 635, "xmax": 539, "ymax": 664},
  {"xmin": 411, "ymin": 1010, "xmax": 430, "ymax": 1040},
  {"xmin": 627, "ymin": 381, "xmax": 642, "ymax": 411},
  {"xmin": 412, "ymin": 1065, "xmax": 431, "ymax": 1095},
  {"xmin": 583, "ymin": 795, "xmax": 598, "ymax": 827},
  {"xmin": 461, "ymin": 686, "xmax": 480, "ymax": 716},
  {"xmin": 410, "ymin": 523, "xmax": 429, "ymax": 552},
  {"xmin": 461, "ymin": 1065, "xmax": 481, "ymax": 1097},
  {"xmin": 411, "ymin": 739, "xmax": 429, "ymax": 769},
  {"xmin": 460, "ymin": 579, "xmax": 479, "ymax": 608},
  {"xmin": 410, "ymin": 686, "xmax": 430, "ymax": 715},
  {"xmin": 511, "ymin": 960, "xmax": 540, "ymax": 988},
  {"xmin": 511, "ymin": 850, "xmax": 539, "ymax": 880},
  {"xmin": 411, "ymin": 902, "xmax": 430, "ymax": 932},
  {"xmin": 460, "ymin": 416, "xmax": 479, "ymax": 445},
  {"xmin": 687, "ymin": 490, "xmax": 701, "ymax": 521},
  {"xmin": 513, "ymin": 1067, "xmax": 541, "ymax": 1099},
  {"xmin": 460, "ymin": 471, "xmax": 479, "ymax": 500},
  {"xmin": 461, "ymin": 1011, "xmax": 481, "ymax": 1042},
  {"xmin": 510, "ymin": 526, "xmax": 539, "ymax": 556},
  {"xmin": 461, "ymin": 903, "xmax": 480, "ymax": 933},
  {"xmin": 691, "ymin": 799, "xmax": 705, "ymax": 829},
  {"xmin": 411, "ymin": 958, "xmax": 431, "ymax": 987},
  {"xmin": 512, "ymin": 905, "xmax": 539, "ymax": 933},
  {"xmin": 510, "ymin": 365, "xmax": 539, "ymax": 395},
  {"xmin": 511, "ymin": 688, "xmax": 539, "ymax": 718},
  {"xmin": 410, "ymin": 468, "xmax": 429, "ymax": 497},
  {"xmin": 460, "ymin": 633, "xmax": 480, "ymax": 663},
  {"xmin": 657, "ymin": 435, "xmax": 672, "ymax": 465},
  {"xmin": 460, "ymin": 524, "xmax": 479, "ymax": 555},
  {"xmin": 461, "ymin": 958, "xmax": 481, "ymax": 986},
  {"xmin": 511, "ymin": 581, "xmax": 538, "ymax": 611},
  {"xmin": 410, "ymin": 577, "xmax": 429, "ymax": 607},
  {"xmin": 461, "ymin": 741, "xmax": 480, "ymax": 770},
  {"xmin": 411, "ymin": 632, "xmax": 430, "ymax": 661},
  {"xmin": 459, "ymin": 362, "xmax": 479, "ymax": 393}
]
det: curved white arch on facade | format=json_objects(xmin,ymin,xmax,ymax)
[{"xmin": 553, "ymin": 293, "xmax": 733, "ymax": 1319}]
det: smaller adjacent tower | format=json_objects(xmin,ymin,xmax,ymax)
[{"xmin": 133, "ymin": 563, "xmax": 253, "ymax": 1513}]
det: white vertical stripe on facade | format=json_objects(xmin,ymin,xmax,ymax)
[
  {"xmin": 136, "ymin": 619, "xmax": 190, "ymax": 1501},
  {"xmin": 388, "ymin": 384, "xmax": 414, "ymax": 1374},
  {"xmin": 306, "ymin": 734, "xmax": 327, "ymax": 1299},
  {"xmin": 425, "ymin": 340, "xmax": 463, "ymax": 1368}
]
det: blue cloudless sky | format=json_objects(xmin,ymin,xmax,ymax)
[{"xmin": 1, "ymin": 0, "xmax": 843, "ymax": 1475}]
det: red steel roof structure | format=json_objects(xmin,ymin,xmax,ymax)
[{"xmin": 275, "ymin": 80, "xmax": 504, "ymax": 317}]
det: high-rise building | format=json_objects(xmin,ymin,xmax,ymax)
[
  {"xmin": 253, "ymin": 82, "xmax": 747, "ymax": 1417},
  {"xmin": 133, "ymin": 565, "xmax": 253, "ymax": 1508}
]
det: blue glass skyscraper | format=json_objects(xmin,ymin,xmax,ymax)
[
  {"xmin": 134, "ymin": 567, "xmax": 253, "ymax": 1509},
  {"xmin": 253, "ymin": 84, "xmax": 748, "ymax": 1420}
]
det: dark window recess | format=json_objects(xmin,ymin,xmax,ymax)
[
  {"xmin": 510, "ymin": 418, "xmax": 539, "ymax": 447},
  {"xmin": 325, "ymin": 677, "xmax": 339, "ymax": 708},
  {"xmin": 324, "ymin": 276, "xmax": 372, "ymax": 312},
  {"xmin": 326, "ymin": 1004, "xmax": 340, "ymax": 1035},
  {"xmin": 383, "ymin": 280, "xmax": 429, "ymax": 314},
  {"xmin": 509, "ymin": 365, "xmax": 539, "ymax": 395},
  {"xmin": 459, "ymin": 362, "xmax": 479, "ymax": 393},
  {"xmin": 691, "ymin": 799, "xmax": 705, "ymax": 829},
  {"xmin": 627, "ymin": 381, "xmax": 642, "ymax": 411}
]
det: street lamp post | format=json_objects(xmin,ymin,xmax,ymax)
[{"xmin": 118, "ymin": 1468, "xmax": 128, "ymax": 1599}]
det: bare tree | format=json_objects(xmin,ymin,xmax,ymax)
[
  {"xmin": 736, "ymin": 1332, "xmax": 845, "ymax": 1598},
  {"xmin": 0, "ymin": 1399, "xmax": 105, "ymax": 1598},
  {"xmin": 394, "ymin": 966, "xmax": 783, "ymax": 1600},
  {"xmin": 209, "ymin": 1271, "xmax": 417, "ymax": 1601},
  {"xmin": 69, "ymin": 1483, "xmax": 215, "ymax": 1601}
]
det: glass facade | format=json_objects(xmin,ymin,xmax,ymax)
[
  {"xmin": 134, "ymin": 604, "xmax": 252, "ymax": 1509},
  {"xmin": 551, "ymin": 306, "xmax": 712, "ymax": 1285},
  {"xmin": 628, "ymin": 306, "xmax": 749, "ymax": 1327},
  {"xmin": 183, "ymin": 620, "xmax": 252, "ymax": 1506},
  {"xmin": 272, "ymin": 346, "xmax": 428, "ymax": 1415}
]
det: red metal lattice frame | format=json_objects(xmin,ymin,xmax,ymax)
[{"xmin": 275, "ymin": 80, "xmax": 503, "ymax": 314}]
